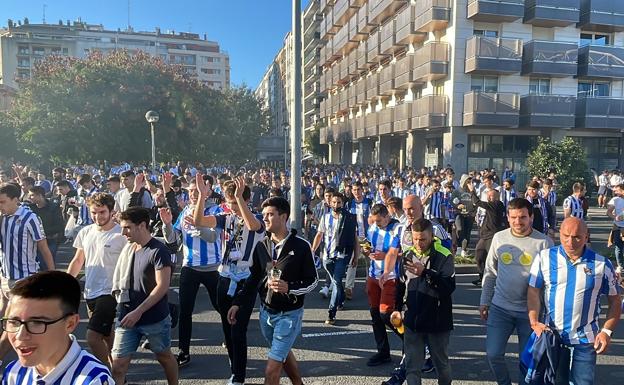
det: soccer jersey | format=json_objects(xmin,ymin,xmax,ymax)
[
  {"xmin": 173, "ymin": 204, "xmax": 223, "ymax": 268},
  {"xmin": 0, "ymin": 205, "xmax": 46, "ymax": 280},
  {"xmin": 366, "ymin": 219, "xmax": 401, "ymax": 279},
  {"xmin": 346, "ymin": 198, "xmax": 371, "ymax": 238},
  {"xmin": 215, "ymin": 212, "xmax": 265, "ymax": 275},
  {"xmin": 426, "ymin": 191, "xmax": 445, "ymax": 220},
  {"xmin": 318, "ymin": 212, "xmax": 347, "ymax": 260},
  {"xmin": 529, "ymin": 246, "xmax": 619, "ymax": 345},
  {"xmin": 76, "ymin": 186, "xmax": 98, "ymax": 226},
  {"xmin": 563, "ymin": 195, "xmax": 584, "ymax": 219}
]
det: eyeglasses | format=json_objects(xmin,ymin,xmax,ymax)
[{"xmin": 1, "ymin": 313, "xmax": 74, "ymax": 334}]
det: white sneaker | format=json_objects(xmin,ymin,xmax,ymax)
[
  {"xmin": 319, "ymin": 286, "xmax": 329, "ymax": 298},
  {"xmin": 455, "ymin": 247, "xmax": 463, "ymax": 257}
]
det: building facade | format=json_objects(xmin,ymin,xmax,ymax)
[
  {"xmin": 316, "ymin": 0, "xmax": 624, "ymax": 176},
  {"xmin": 0, "ymin": 84, "xmax": 15, "ymax": 111},
  {"xmin": 0, "ymin": 19, "xmax": 230, "ymax": 90}
]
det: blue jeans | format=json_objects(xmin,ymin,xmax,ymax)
[
  {"xmin": 112, "ymin": 315, "xmax": 172, "ymax": 358},
  {"xmin": 612, "ymin": 228, "xmax": 624, "ymax": 267},
  {"xmin": 323, "ymin": 257, "xmax": 349, "ymax": 318},
  {"xmin": 556, "ymin": 343, "xmax": 596, "ymax": 385},
  {"xmin": 486, "ymin": 304, "xmax": 532, "ymax": 385},
  {"xmin": 259, "ymin": 306, "xmax": 304, "ymax": 363}
]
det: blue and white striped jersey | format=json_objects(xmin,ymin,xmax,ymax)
[
  {"xmin": 563, "ymin": 195, "xmax": 584, "ymax": 219},
  {"xmin": 539, "ymin": 190, "xmax": 557, "ymax": 207},
  {"xmin": 318, "ymin": 212, "xmax": 347, "ymax": 260},
  {"xmin": 426, "ymin": 191, "xmax": 445, "ymax": 220},
  {"xmin": 0, "ymin": 205, "xmax": 45, "ymax": 280},
  {"xmin": 529, "ymin": 246, "xmax": 619, "ymax": 345},
  {"xmin": 346, "ymin": 198, "xmax": 372, "ymax": 238},
  {"xmin": 173, "ymin": 204, "xmax": 223, "ymax": 268},
  {"xmin": 411, "ymin": 183, "xmax": 427, "ymax": 200},
  {"xmin": 215, "ymin": 212, "xmax": 265, "ymax": 275},
  {"xmin": 2, "ymin": 335, "xmax": 113, "ymax": 385},
  {"xmin": 76, "ymin": 186, "xmax": 98, "ymax": 226},
  {"xmin": 500, "ymin": 188, "xmax": 517, "ymax": 212},
  {"xmin": 366, "ymin": 219, "xmax": 401, "ymax": 279},
  {"xmin": 393, "ymin": 187, "xmax": 411, "ymax": 200},
  {"xmin": 400, "ymin": 222, "xmax": 452, "ymax": 254}
]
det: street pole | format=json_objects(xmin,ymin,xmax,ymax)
[
  {"xmin": 290, "ymin": 0, "xmax": 302, "ymax": 231},
  {"xmin": 150, "ymin": 122, "xmax": 156, "ymax": 175},
  {"xmin": 284, "ymin": 125, "xmax": 288, "ymax": 169}
]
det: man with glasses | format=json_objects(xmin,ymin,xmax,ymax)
[{"xmin": 2, "ymin": 271, "xmax": 113, "ymax": 385}]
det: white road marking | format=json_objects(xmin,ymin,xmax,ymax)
[{"xmin": 302, "ymin": 330, "xmax": 370, "ymax": 338}]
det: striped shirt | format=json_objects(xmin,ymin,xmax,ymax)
[
  {"xmin": 401, "ymin": 222, "xmax": 452, "ymax": 252},
  {"xmin": 563, "ymin": 195, "xmax": 584, "ymax": 219},
  {"xmin": 529, "ymin": 246, "xmax": 619, "ymax": 345},
  {"xmin": 499, "ymin": 188, "xmax": 517, "ymax": 212},
  {"xmin": 539, "ymin": 190, "xmax": 557, "ymax": 207},
  {"xmin": 346, "ymin": 198, "xmax": 371, "ymax": 238},
  {"xmin": 76, "ymin": 187, "xmax": 98, "ymax": 226},
  {"xmin": 174, "ymin": 205, "xmax": 223, "ymax": 268},
  {"xmin": 2, "ymin": 335, "xmax": 113, "ymax": 385},
  {"xmin": 426, "ymin": 191, "xmax": 444, "ymax": 220},
  {"xmin": 0, "ymin": 205, "xmax": 45, "ymax": 280},
  {"xmin": 215, "ymin": 212, "xmax": 265, "ymax": 275},
  {"xmin": 366, "ymin": 219, "xmax": 401, "ymax": 279},
  {"xmin": 393, "ymin": 187, "xmax": 411, "ymax": 200},
  {"xmin": 318, "ymin": 212, "xmax": 347, "ymax": 260}
]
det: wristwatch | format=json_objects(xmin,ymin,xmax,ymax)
[{"xmin": 601, "ymin": 328, "xmax": 613, "ymax": 337}]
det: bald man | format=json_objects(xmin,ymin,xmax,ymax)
[{"xmin": 528, "ymin": 217, "xmax": 621, "ymax": 385}]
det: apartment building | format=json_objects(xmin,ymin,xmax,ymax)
[
  {"xmin": 304, "ymin": 0, "xmax": 324, "ymax": 134},
  {"xmin": 317, "ymin": 0, "xmax": 624, "ymax": 175},
  {"xmin": 0, "ymin": 19, "xmax": 230, "ymax": 91}
]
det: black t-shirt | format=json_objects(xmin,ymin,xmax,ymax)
[{"xmin": 126, "ymin": 238, "xmax": 174, "ymax": 326}]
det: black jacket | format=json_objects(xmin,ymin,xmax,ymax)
[
  {"xmin": 335, "ymin": 209, "xmax": 358, "ymax": 256},
  {"xmin": 471, "ymin": 191, "xmax": 507, "ymax": 239},
  {"xmin": 404, "ymin": 241, "xmax": 455, "ymax": 333},
  {"xmin": 30, "ymin": 200, "xmax": 65, "ymax": 241},
  {"xmin": 130, "ymin": 190, "xmax": 179, "ymax": 241},
  {"xmin": 233, "ymin": 229, "xmax": 318, "ymax": 312}
]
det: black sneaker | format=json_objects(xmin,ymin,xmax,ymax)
[
  {"xmin": 367, "ymin": 353, "xmax": 392, "ymax": 367},
  {"xmin": 421, "ymin": 357, "xmax": 435, "ymax": 373},
  {"xmin": 471, "ymin": 278, "xmax": 482, "ymax": 287},
  {"xmin": 176, "ymin": 352, "xmax": 191, "ymax": 368},
  {"xmin": 381, "ymin": 373, "xmax": 405, "ymax": 385}
]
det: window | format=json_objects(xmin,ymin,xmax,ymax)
[
  {"xmin": 62, "ymin": 48, "xmax": 68, "ymax": 54},
  {"xmin": 432, "ymin": 80, "xmax": 444, "ymax": 96},
  {"xmin": 17, "ymin": 58, "xmax": 30, "ymax": 67},
  {"xmin": 469, "ymin": 135, "xmax": 539, "ymax": 154},
  {"xmin": 32, "ymin": 47, "xmax": 45, "ymax": 56},
  {"xmin": 474, "ymin": 29, "xmax": 498, "ymax": 37},
  {"xmin": 471, "ymin": 76, "xmax": 498, "ymax": 92},
  {"xmin": 580, "ymin": 32, "xmax": 611, "ymax": 46},
  {"xmin": 578, "ymin": 81, "xmax": 610, "ymax": 97},
  {"xmin": 529, "ymin": 78, "xmax": 551, "ymax": 95},
  {"xmin": 17, "ymin": 46, "xmax": 29, "ymax": 55}
]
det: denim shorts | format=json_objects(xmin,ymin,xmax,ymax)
[
  {"xmin": 259, "ymin": 306, "xmax": 304, "ymax": 362},
  {"xmin": 112, "ymin": 315, "xmax": 172, "ymax": 358}
]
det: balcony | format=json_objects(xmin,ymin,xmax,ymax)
[
  {"xmin": 365, "ymin": 112, "xmax": 379, "ymax": 137},
  {"xmin": 333, "ymin": 121, "xmax": 351, "ymax": 142},
  {"xmin": 579, "ymin": 0, "xmax": 624, "ymax": 32},
  {"xmin": 355, "ymin": 116, "xmax": 366, "ymax": 138},
  {"xmin": 380, "ymin": 20, "xmax": 402, "ymax": 54},
  {"xmin": 522, "ymin": 40, "xmax": 578, "ymax": 77},
  {"xmin": 524, "ymin": 0, "xmax": 580, "ymax": 27},
  {"xmin": 465, "ymin": 36, "xmax": 522, "ymax": 74},
  {"xmin": 331, "ymin": 94, "xmax": 339, "ymax": 115},
  {"xmin": 366, "ymin": 72, "xmax": 380, "ymax": 100},
  {"xmin": 356, "ymin": 77, "xmax": 367, "ymax": 104},
  {"xmin": 321, "ymin": 0, "xmax": 335, "ymax": 14},
  {"xmin": 333, "ymin": 27, "xmax": 350, "ymax": 55},
  {"xmin": 379, "ymin": 64, "xmax": 395, "ymax": 95},
  {"xmin": 368, "ymin": 0, "xmax": 408, "ymax": 25},
  {"xmin": 368, "ymin": 30, "xmax": 388, "ymax": 64},
  {"xmin": 348, "ymin": 83, "xmax": 357, "ymax": 106},
  {"xmin": 356, "ymin": 41, "xmax": 369, "ymax": 70},
  {"xmin": 395, "ymin": 55, "xmax": 414, "ymax": 89},
  {"xmin": 334, "ymin": 0, "xmax": 360, "ymax": 25},
  {"xmin": 395, "ymin": 4, "xmax": 428, "ymax": 45},
  {"xmin": 467, "ymin": 0, "xmax": 525, "ymax": 22},
  {"xmin": 463, "ymin": 91, "xmax": 520, "ymax": 127},
  {"xmin": 414, "ymin": 0, "xmax": 451, "ymax": 32},
  {"xmin": 519, "ymin": 94, "xmax": 576, "ymax": 127},
  {"xmin": 358, "ymin": 3, "xmax": 376, "ymax": 35},
  {"xmin": 412, "ymin": 95, "xmax": 448, "ymax": 129},
  {"xmin": 413, "ymin": 41, "xmax": 449, "ymax": 82},
  {"xmin": 378, "ymin": 108, "xmax": 395, "ymax": 134},
  {"xmin": 394, "ymin": 103, "xmax": 412, "ymax": 132},
  {"xmin": 332, "ymin": 64, "xmax": 341, "ymax": 86},
  {"xmin": 320, "ymin": 99, "xmax": 328, "ymax": 118},
  {"xmin": 576, "ymin": 96, "xmax": 624, "ymax": 129},
  {"xmin": 348, "ymin": 13, "xmax": 366, "ymax": 43},
  {"xmin": 339, "ymin": 88, "xmax": 349, "ymax": 112},
  {"xmin": 319, "ymin": 126, "xmax": 328, "ymax": 144},
  {"xmin": 339, "ymin": 59, "xmax": 350, "ymax": 82},
  {"xmin": 577, "ymin": 44, "xmax": 624, "ymax": 78},
  {"xmin": 348, "ymin": 50, "xmax": 359, "ymax": 76}
]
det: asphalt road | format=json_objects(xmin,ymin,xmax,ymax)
[{"xmin": 46, "ymin": 207, "xmax": 624, "ymax": 385}]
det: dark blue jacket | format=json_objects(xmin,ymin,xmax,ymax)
[{"xmin": 520, "ymin": 330, "xmax": 564, "ymax": 385}]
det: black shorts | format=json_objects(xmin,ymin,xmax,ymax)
[{"xmin": 86, "ymin": 294, "xmax": 117, "ymax": 336}]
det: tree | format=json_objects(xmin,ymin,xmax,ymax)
[
  {"xmin": 5, "ymin": 50, "xmax": 267, "ymax": 165},
  {"xmin": 304, "ymin": 123, "xmax": 328, "ymax": 159},
  {"xmin": 526, "ymin": 137, "xmax": 589, "ymax": 198}
]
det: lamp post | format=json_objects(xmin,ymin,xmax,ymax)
[
  {"xmin": 145, "ymin": 110, "xmax": 159, "ymax": 175},
  {"xmin": 283, "ymin": 123, "xmax": 289, "ymax": 170}
]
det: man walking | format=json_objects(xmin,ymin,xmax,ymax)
[{"xmin": 480, "ymin": 198, "xmax": 553, "ymax": 385}]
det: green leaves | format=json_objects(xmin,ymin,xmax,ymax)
[{"xmin": 4, "ymin": 50, "xmax": 267, "ymax": 165}]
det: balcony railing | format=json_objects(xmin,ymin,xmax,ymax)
[
  {"xmin": 463, "ymin": 91, "xmax": 520, "ymax": 126},
  {"xmin": 395, "ymin": 4, "xmax": 428, "ymax": 45},
  {"xmin": 414, "ymin": 0, "xmax": 451, "ymax": 32},
  {"xmin": 467, "ymin": 0, "xmax": 525, "ymax": 22},
  {"xmin": 355, "ymin": 116, "xmax": 366, "ymax": 138},
  {"xmin": 378, "ymin": 108, "xmax": 394, "ymax": 135},
  {"xmin": 577, "ymin": 44, "xmax": 624, "ymax": 79},
  {"xmin": 519, "ymin": 94, "xmax": 576, "ymax": 127},
  {"xmin": 465, "ymin": 36, "xmax": 523, "ymax": 74},
  {"xmin": 334, "ymin": 0, "xmax": 359, "ymax": 25},
  {"xmin": 394, "ymin": 102, "xmax": 412, "ymax": 132},
  {"xmin": 576, "ymin": 96, "xmax": 624, "ymax": 129},
  {"xmin": 366, "ymin": 72, "xmax": 380, "ymax": 100},
  {"xmin": 319, "ymin": 126, "xmax": 328, "ymax": 144},
  {"xmin": 357, "ymin": 40, "xmax": 369, "ymax": 70},
  {"xmin": 379, "ymin": 64, "xmax": 395, "ymax": 95},
  {"xmin": 365, "ymin": 111, "xmax": 379, "ymax": 137},
  {"xmin": 358, "ymin": 3, "xmax": 376, "ymax": 35},
  {"xmin": 380, "ymin": 19, "xmax": 401, "ymax": 54},
  {"xmin": 524, "ymin": 0, "xmax": 580, "ymax": 27},
  {"xmin": 348, "ymin": 83, "xmax": 357, "ymax": 106},
  {"xmin": 368, "ymin": 0, "xmax": 408, "ymax": 25},
  {"xmin": 413, "ymin": 41, "xmax": 450, "ymax": 82},
  {"xmin": 356, "ymin": 77, "xmax": 367, "ymax": 104},
  {"xmin": 579, "ymin": 0, "xmax": 624, "ymax": 32},
  {"xmin": 412, "ymin": 95, "xmax": 448, "ymax": 129},
  {"xmin": 368, "ymin": 30, "xmax": 387, "ymax": 64},
  {"xmin": 521, "ymin": 40, "xmax": 578, "ymax": 77},
  {"xmin": 395, "ymin": 54, "xmax": 413, "ymax": 89}
]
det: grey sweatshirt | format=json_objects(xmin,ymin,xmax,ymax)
[{"xmin": 480, "ymin": 228, "xmax": 554, "ymax": 312}]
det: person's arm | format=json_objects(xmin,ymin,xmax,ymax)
[
  {"xmin": 595, "ymin": 294, "xmax": 622, "ymax": 354},
  {"xmin": 120, "ymin": 264, "xmax": 172, "ymax": 328},
  {"xmin": 351, "ymin": 231, "xmax": 360, "ymax": 267},
  {"xmin": 421, "ymin": 252, "xmax": 455, "ymax": 296},
  {"xmin": 36, "ymin": 240, "xmax": 55, "ymax": 270},
  {"xmin": 311, "ymin": 230, "xmax": 323, "ymax": 254},
  {"xmin": 67, "ymin": 248, "xmax": 85, "ymax": 277},
  {"xmin": 229, "ymin": 243, "xmax": 270, "ymax": 324},
  {"xmin": 607, "ymin": 203, "xmax": 616, "ymax": 219},
  {"xmin": 193, "ymin": 174, "xmax": 217, "ymax": 228},
  {"xmin": 285, "ymin": 243, "xmax": 318, "ymax": 295},
  {"xmin": 479, "ymin": 237, "xmax": 498, "ymax": 320},
  {"xmin": 234, "ymin": 176, "xmax": 262, "ymax": 232},
  {"xmin": 527, "ymin": 286, "xmax": 548, "ymax": 336}
]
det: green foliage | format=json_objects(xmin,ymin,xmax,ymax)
[
  {"xmin": 526, "ymin": 137, "xmax": 589, "ymax": 196},
  {"xmin": 5, "ymin": 51, "xmax": 267, "ymax": 164},
  {"xmin": 305, "ymin": 124, "xmax": 328, "ymax": 158}
]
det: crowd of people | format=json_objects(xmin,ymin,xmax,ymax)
[{"xmin": 0, "ymin": 160, "xmax": 620, "ymax": 385}]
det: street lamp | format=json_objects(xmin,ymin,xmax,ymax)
[
  {"xmin": 283, "ymin": 122, "xmax": 289, "ymax": 170},
  {"xmin": 145, "ymin": 110, "xmax": 159, "ymax": 175}
]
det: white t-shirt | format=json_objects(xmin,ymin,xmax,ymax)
[
  {"xmin": 74, "ymin": 224, "xmax": 127, "ymax": 299},
  {"xmin": 608, "ymin": 197, "xmax": 624, "ymax": 227}
]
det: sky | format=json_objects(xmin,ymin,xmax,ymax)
[{"xmin": 1, "ymin": 0, "xmax": 311, "ymax": 88}]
